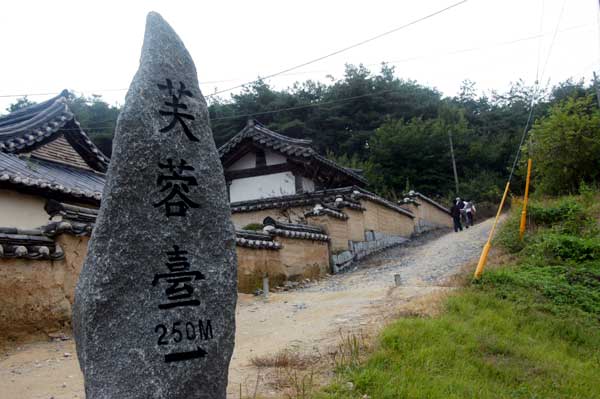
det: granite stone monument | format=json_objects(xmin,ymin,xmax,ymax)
[{"xmin": 73, "ymin": 12, "xmax": 237, "ymax": 399}]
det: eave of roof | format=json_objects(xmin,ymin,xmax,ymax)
[
  {"xmin": 219, "ymin": 120, "xmax": 368, "ymax": 186},
  {"xmin": 0, "ymin": 90, "xmax": 109, "ymax": 172},
  {"xmin": 230, "ymin": 186, "xmax": 414, "ymax": 218},
  {"xmin": 413, "ymin": 192, "xmax": 451, "ymax": 214},
  {"xmin": 0, "ymin": 152, "xmax": 104, "ymax": 203}
]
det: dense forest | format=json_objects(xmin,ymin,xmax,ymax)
[{"xmin": 4, "ymin": 64, "xmax": 599, "ymax": 204}]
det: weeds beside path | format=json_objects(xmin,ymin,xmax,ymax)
[{"xmin": 320, "ymin": 195, "xmax": 600, "ymax": 399}]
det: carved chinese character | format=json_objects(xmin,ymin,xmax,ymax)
[
  {"xmin": 158, "ymin": 78, "xmax": 198, "ymax": 141},
  {"xmin": 152, "ymin": 245, "xmax": 205, "ymax": 310},
  {"xmin": 153, "ymin": 159, "xmax": 200, "ymax": 217}
]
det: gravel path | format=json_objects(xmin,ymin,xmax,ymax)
[
  {"xmin": 0, "ymin": 218, "xmax": 495, "ymax": 399},
  {"xmin": 305, "ymin": 218, "xmax": 491, "ymax": 293}
]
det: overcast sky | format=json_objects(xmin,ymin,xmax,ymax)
[{"xmin": 0, "ymin": 0, "xmax": 597, "ymax": 113}]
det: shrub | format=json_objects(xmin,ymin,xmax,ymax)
[
  {"xmin": 526, "ymin": 233, "xmax": 600, "ymax": 262},
  {"xmin": 242, "ymin": 223, "xmax": 264, "ymax": 231},
  {"xmin": 495, "ymin": 211, "xmax": 525, "ymax": 253},
  {"xmin": 527, "ymin": 198, "xmax": 583, "ymax": 226}
]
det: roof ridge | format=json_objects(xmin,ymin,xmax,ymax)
[
  {"xmin": 0, "ymin": 90, "xmax": 69, "ymax": 124},
  {"xmin": 252, "ymin": 124, "xmax": 313, "ymax": 145}
]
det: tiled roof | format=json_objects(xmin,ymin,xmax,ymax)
[
  {"xmin": 0, "ymin": 152, "xmax": 104, "ymax": 203},
  {"xmin": 0, "ymin": 90, "xmax": 109, "ymax": 172},
  {"xmin": 230, "ymin": 186, "xmax": 414, "ymax": 218},
  {"xmin": 262, "ymin": 217, "xmax": 330, "ymax": 241},
  {"xmin": 235, "ymin": 230, "xmax": 281, "ymax": 250},
  {"xmin": 0, "ymin": 227, "xmax": 64, "ymax": 260},
  {"xmin": 408, "ymin": 191, "xmax": 450, "ymax": 214},
  {"xmin": 31, "ymin": 134, "xmax": 92, "ymax": 171},
  {"xmin": 219, "ymin": 120, "xmax": 368, "ymax": 186},
  {"xmin": 304, "ymin": 205, "xmax": 349, "ymax": 220}
]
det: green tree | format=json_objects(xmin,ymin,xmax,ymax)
[
  {"xmin": 5, "ymin": 96, "xmax": 35, "ymax": 113},
  {"xmin": 527, "ymin": 95, "xmax": 600, "ymax": 194},
  {"xmin": 65, "ymin": 93, "xmax": 120, "ymax": 156}
]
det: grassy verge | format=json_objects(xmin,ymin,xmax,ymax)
[{"xmin": 317, "ymin": 194, "xmax": 600, "ymax": 399}]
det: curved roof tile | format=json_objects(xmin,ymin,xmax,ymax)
[{"xmin": 0, "ymin": 90, "xmax": 109, "ymax": 172}]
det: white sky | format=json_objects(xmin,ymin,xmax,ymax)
[{"xmin": 0, "ymin": 0, "xmax": 598, "ymax": 113}]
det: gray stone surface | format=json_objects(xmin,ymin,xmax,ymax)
[{"xmin": 73, "ymin": 12, "xmax": 237, "ymax": 399}]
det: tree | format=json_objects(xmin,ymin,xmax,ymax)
[
  {"xmin": 5, "ymin": 96, "xmax": 35, "ymax": 113},
  {"xmin": 527, "ymin": 95, "xmax": 600, "ymax": 194},
  {"xmin": 65, "ymin": 93, "xmax": 120, "ymax": 156}
]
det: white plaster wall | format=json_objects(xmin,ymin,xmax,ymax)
[
  {"xmin": 0, "ymin": 189, "xmax": 49, "ymax": 229},
  {"xmin": 227, "ymin": 152, "xmax": 255, "ymax": 171},
  {"xmin": 266, "ymin": 150, "xmax": 286, "ymax": 165},
  {"xmin": 230, "ymin": 172, "xmax": 296, "ymax": 202},
  {"xmin": 302, "ymin": 176, "xmax": 315, "ymax": 192}
]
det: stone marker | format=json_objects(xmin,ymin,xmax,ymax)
[{"xmin": 73, "ymin": 12, "xmax": 237, "ymax": 399}]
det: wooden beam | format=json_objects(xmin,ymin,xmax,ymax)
[{"xmin": 224, "ymin": 163, "xmax": 292, "ymax": 180}]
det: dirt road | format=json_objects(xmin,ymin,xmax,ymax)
[{"xmin": 0, "ymin": 219, "xmax": 494, "ymax": 399}]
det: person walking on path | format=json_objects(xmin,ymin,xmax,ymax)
[
  {"xmin": 464, "ymin": 199, "xmax": 476, "ymax": 227},
  {"xmin": 451, "ymin": 198, "xmax": 463, "ymax": 232}
]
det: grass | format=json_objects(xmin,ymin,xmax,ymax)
[
  {"xmin": 251, "ymin": 349, "xmax": 319, "ymax": 370},
  {"xmin": 316, "ymin": 193, "xmax": 600, "ymax": 399}
]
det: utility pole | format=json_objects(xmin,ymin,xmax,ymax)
[{"xmin": 448, "ymin": 130, "xmax": 459, "ymax": 195}]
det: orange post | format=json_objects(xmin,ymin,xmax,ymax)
[
  {"xmin": 519, "ymin": 158, "xmax": 533, "ymax": 240},
  {"xmin": 474, "ymin": 181, "xmax": 510, "ymax": 279}
]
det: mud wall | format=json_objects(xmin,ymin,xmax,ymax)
[
  {"xmin": 360, "ymin": 199, "xmax": 414, "ymax": 237},
  {"xmin": 305, "ymin": 214, "xmax": 349, "ymax": 252},
  {"xmin": 418, "ymin": 200, "xmax": 452, "ymax": 228},
  {"xmin": 0, "ymin": 189, "xmax": 49, "ymax": 229},
  {"xmin": 236, "ymin": 246, "xmax": 282, "ymax": 293},
  {"xmin": 277, "ymin": 237, "xmax": 330, "ymax": 281},
  {"xmin": 345, "ymin": 208, "xmax": 366, "ymax": 242},
  {"xmin": 0, "ymin": 235, "xmax": 88, "ymax": 340}
]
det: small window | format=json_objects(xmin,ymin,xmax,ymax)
[{"xmin": 255, "ymin": 149, "xmax": 266, "ymax": 167}]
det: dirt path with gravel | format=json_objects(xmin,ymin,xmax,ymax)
[{"xmin": 0, "ymin": 219, "xmax": 495, "ymax": 399}]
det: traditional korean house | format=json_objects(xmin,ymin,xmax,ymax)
[
  {"xmin": 219, "ymin": 119, "xmax": 368, "ymax": 203},
  {"xmin": 217, "ymin": 120, "xmax": 452, "ymax": 275},
  {"xmin": 0, "ymin": 90, "xmax": 107, "ymax": 338},
  {"xmin": 0, "ymin": 90, "xmax": 106, "ymax": 229}
]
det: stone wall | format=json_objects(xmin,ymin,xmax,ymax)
[{"xmin": 0, "ymin": 234, "xmax": 88, "ymax": 340}]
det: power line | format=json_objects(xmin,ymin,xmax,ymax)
[
  {"xmin": 539, "ymin": 0, "xmax": 567, "ymax": 86},
  {"xmin": 53, "ymin": 64, "xmax": 589, "ymax": 133},
  {"xmin": 45, "ymin": 88, "xmax": 404, "ymax": 131},
  {"xmin": 0, "ymin": 1, "xmax": 467, "ymax": 100},
  {"xmin": 0, "ymin": 21, "xmax": 592, "ymax": 101},
  {"xmin": 508, "ymin": 0, "xmax": 567, "ymax": 183},
  {"xmin": 204, "ymin": 0, "xmax": 469, "ymax": 97}
]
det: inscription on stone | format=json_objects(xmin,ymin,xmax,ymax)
[
  {"xmin": 158, "ymin": 78, "xmax": 198, "ymax": 141},
  {"xmin": 73, "ymin": 11, "xmax": 237, "ymax": 399},
  {"xmin": 154, "ymin": 159, "xmax": 200, "ymax": 217}
]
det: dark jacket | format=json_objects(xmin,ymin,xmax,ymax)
[{"xmin": 450, "ymin": 204, "xmax": 461, "ymax": 218}]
